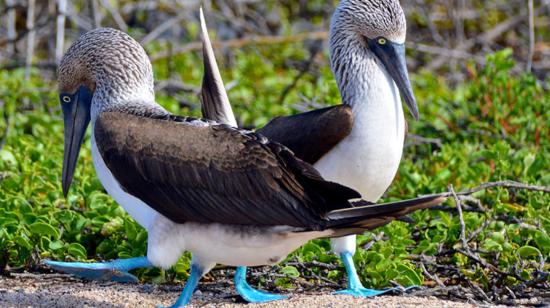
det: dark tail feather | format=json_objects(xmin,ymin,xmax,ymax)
[
  {"xmin": 326, "ymin": 193, "xmax": 448, "ymax": 237},
  {"xmin": 199, "ymin": 8, "xmax": 237, "ymax": 127}
]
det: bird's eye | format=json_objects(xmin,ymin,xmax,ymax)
[
  {"xmin": 62, "ymin": 96, "xmax": 71, "ymax": 103},
  {"xmin": 378, "ymin": 38, "xmax": 387, "ymax": 45}
]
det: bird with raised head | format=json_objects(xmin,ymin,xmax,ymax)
[
  {"xmin": 44, "ymin": 22, "xmax": 446, "ymax": 308},
  {"xmin": 201, "ymin": 0, "xmax": 421, "ymax": 299}
]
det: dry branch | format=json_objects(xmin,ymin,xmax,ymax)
[
  {"xmin": 89, "ymin": 0, "xmax": 101, "ymax": 28},
  {"xmin": 449, "ymin": 185, "xmax": 469, "ymax": 250},
  {"xmin": 55, "ymin": 0, "xmax": 67, "ymax": 65},
  {"xmin": 412, "ymin": 43, "xmax": 486, "ymax": 64},
  {"xmin": 25, "ymin": 0, "xmax": 36, "ymax": 80},
  {"xmin": 457, "ymin": 181, "xmax": 550, "ymax": 195},
  {"xmin": 405, "ymin": 134, "xmax": 443, "ymax": 148},
  {"xmin": 420, "ymin": 262, "xmax": 446, "ymax": 287},
  {"xmin": 6, "ymin": 0, "xmax": 17, "ymax": 57},
  {"xmin": 527, "ymin": 0, "xmax": 535, "ymax": 72},
  {"xmin": 428, "ymin": 4, "xmax": 550, "ymax": 70},
  {"xmin": 140, "ymin": 11, "xmax": 188, "ymax": 45},
  {"xmin": 361, "ymin": 231, "xmax": 385, "ymax": 250},
  {"xmin": 467, "ymin": 219, "xmax": 490, "ymax": 243},
  {"xmin": 99, "ymin": 0, "xmax": 128, "ymax": 31}
]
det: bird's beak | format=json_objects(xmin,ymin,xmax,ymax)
[
  {"xmin": 368, "ymin": 39, "xmax": 419, "ymax": 120},
  {"xmin": 61, "ymin": 85, "xmax": 93, "ymax": 197}
]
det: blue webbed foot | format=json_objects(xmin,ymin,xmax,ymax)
[
  {"xmin": 333, "ymin": 252, "xmax": 412, "ymax": 298},
  {"xmin": 234, "ymin": 266, "xmax": 287, "ymax": 303},
  {"xmin": 43, "ymin": 257, "xmax": 152, "ymax": 283}
]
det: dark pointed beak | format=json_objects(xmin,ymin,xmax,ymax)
[
  {"xmin": 61, "ymin": 86, "xmax": 93, "ymax": 197},
  {"xmin": 368, "ymin": 39, "xmax": 419, "ymax": 120}
]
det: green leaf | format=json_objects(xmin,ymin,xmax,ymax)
[
  {"xmin": 534, "ymin": 231, "xmax": 550, "ymax": 249},
  {"xmin": 517, "ymin": 246, "xmax": 542, "ymax": 259},
  {"xmin": 67, "ymin": 243, "xmax": 87, "ymax": 259},
  {"xmin": 274, "ymin": 277, "xmax": 292, "ymax": 288},
  {"xmin": 396, "ymin": 264, "xmax": 423, "ymax": 286},
  {"xmin": 13, "ymin": 235, "xmax": 32, "ymax": 250},
  {"xmin": 0, "ymin": 150, "xmax": 18, "ymax": 167},
  {"xmin": 28, "ymin": 222, "xmax": 59, "ymax": 238},
  {"xmin": 281, "ymin": 266, "xmax": 300, "ymax": 278},
  {"xmin": 49, "ymin": 240, "xmax": 64, "ymax": 250},
  {"xmin": 125, "ymin": 221, "xmax": 137, "ymax": 241}
]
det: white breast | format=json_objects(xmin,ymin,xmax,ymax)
[
  {"xmin": 91, "ymin": 131, "xmax": 160, "ymax": 231},
  {"xmin": 315, "ymin": 65, "xmax": 405, "ymax": 202}
]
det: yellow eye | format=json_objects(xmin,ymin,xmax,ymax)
[
  {"xmin": 378, "ymin": 38, "xmax": 387, "ymax": 45},
  {"xmin": 62, "ymin": 96, "xmax": 71, "ymax": 103}
]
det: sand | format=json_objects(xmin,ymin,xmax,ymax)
[{"xmin": 0, "ymin": 274, "xmax": 513, "ymax": 308}]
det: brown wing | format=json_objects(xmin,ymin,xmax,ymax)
[
  {"xmin": 257, "ymin": 105, "xmax": 354, "ymax": 164},
  {"xmin": 94, "ymin": 112, "xmax": 360, "ymax": 229}
]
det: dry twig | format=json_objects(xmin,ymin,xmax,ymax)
[
  {"xmin": 457, "ymin": 181, "xmax": 550, "ymax": 195},
  {"xmin": 25, "ymin": 0, "xmax": 36, "ymax": 80},
  {"xmin": 428, "ymin": 4, "xmax": 550, "ymax": 70},
  {"xmin": 361, "ymin": 231, "xmax": 385, "ymax": 250},
  {"xmin": 6, "ymin": 0, "xmax": 17, "ymax": 57},
  {"xmin": 527, "ymin": 0, "xmax": 535, "ymax": 72},
  {"xmin": 55, "ymin": 0, "xmax": 67, "ymax": 66},
  {"xmin": 449, "ymin": 185, "xmax": 469, "ymax": 250},
  {"xmin": 419, "ymin": 262, "xmax": 445, "ymax": 287}
]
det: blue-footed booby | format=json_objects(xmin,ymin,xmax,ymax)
[
  {"xmin": 200, "ymin": 0, "xmax": 421, "ymax": 299},
  {"xmin": 44, "ymin": 13, "xmax": 446, "ymax": 308}
]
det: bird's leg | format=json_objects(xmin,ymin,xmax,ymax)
[
  {"xmin": 43, "ymin": 257, "xmax": 152, "ymax": 283},
  {"xmin": 333, "ymin": 251, "xmax": 406, "ymax": 297},
  {"xmin": 159, "ymin": 262, "xmax": 210, "ymax": 308},
  {"xmin": 234, "ymin": 266, "xmax": 288, "ymax": 303}
]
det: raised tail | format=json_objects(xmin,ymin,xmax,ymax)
[
  {"xmin": 199, "ymin": 7, "xmax": 237, "ymax": 127},
  {"xmin": 326, "ymin": 193, "xmax": 448, "ymax": 237}
]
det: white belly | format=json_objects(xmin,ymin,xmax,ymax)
[{"xmin": 147, "ymin": 216, "xmax": 333, "ymax": 268}]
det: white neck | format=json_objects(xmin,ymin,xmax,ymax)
[
  {"xmin": 341, "ymin": 52, "xmax": 405, "ymax": 141},
  {"xmin": 315, "ymin": 30, "xmax": 405, "ymax": 202}
]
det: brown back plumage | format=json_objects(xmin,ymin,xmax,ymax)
[
  {"xmin": 96, "ymin": 110, "xmax": 446, "ymax": 234},
  {"xmin": 94, "ymin": 111, "xmax": 361, "ymax": 229}
]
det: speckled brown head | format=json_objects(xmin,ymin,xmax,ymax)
[
  {"xmin": 333, "ymin": 0, "xmax": 406, "ymax": 43},
  {"xmin": 58, "ymin": 28, "xmax": 164, "ymax": 197},
  {"xmin": 58, "ymin": 28, "xmax": 156, "ymax": 109},
  {"xmin": 329, "ymin": 0, "xmax": 418, "ymax": 119}
]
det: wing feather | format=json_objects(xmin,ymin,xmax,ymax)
[
  {"xmin": 257, "ymin": 105, "xmax": 354, "ymax": 164},
  {"xmin": 95, "ymin": 112, "xmax": 360, "ymax": 228}
]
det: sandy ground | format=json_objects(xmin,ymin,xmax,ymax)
[{"xmin": 0, "ymin": 274, "xmax": 513, "ymax": 308}]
